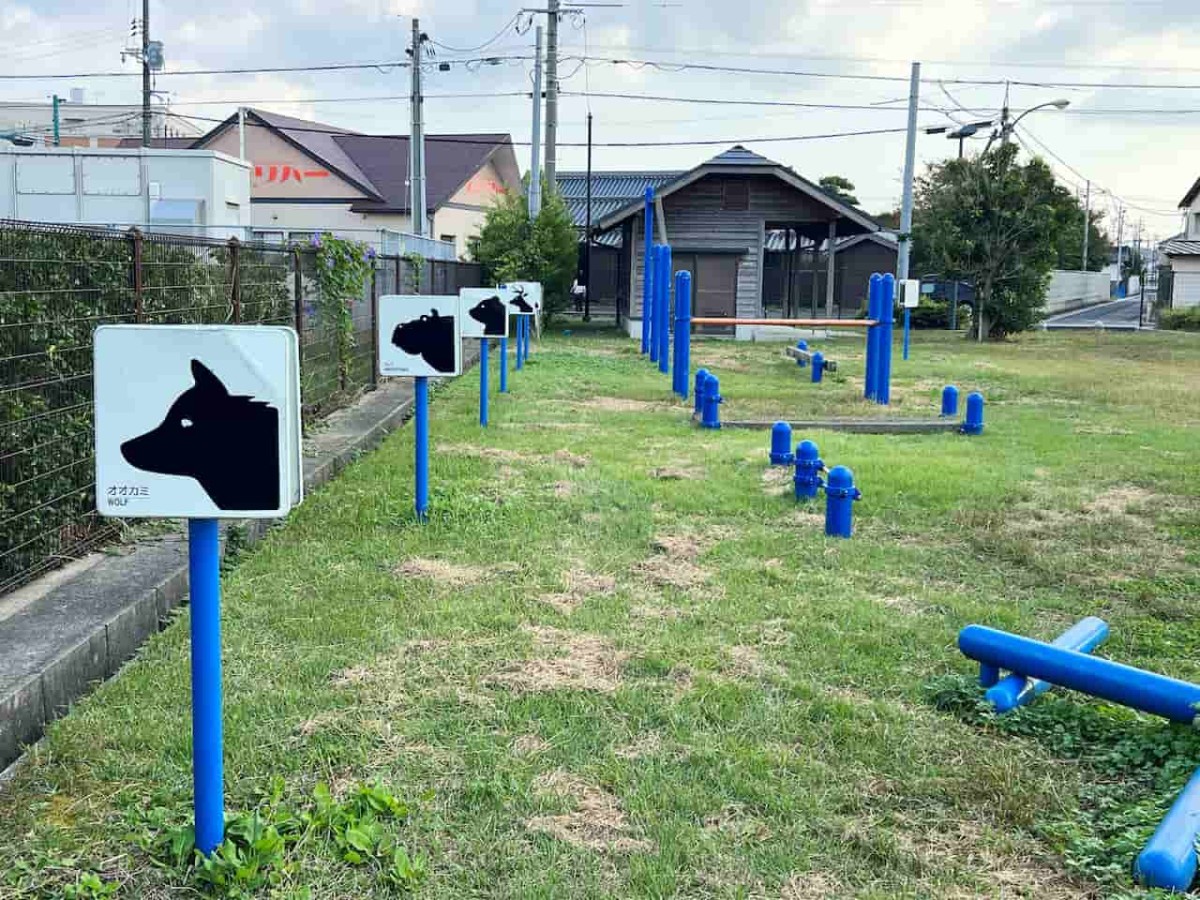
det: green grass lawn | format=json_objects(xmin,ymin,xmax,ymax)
[{"xmin": 3, "ymin": 327, "xmax": 1199, "ymax": 899}]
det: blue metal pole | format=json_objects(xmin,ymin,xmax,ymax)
[
  {"xmin": 515, "ymin": 317, "xmax": 525, "ymax": 370},
  {"xmin": 865, "ymin": 274, "xmax": 881, "ymax": 401},
  {"xmin": 414, "ymin": 376, "xmax": 429, "ymax": 521},
  {"xmin": 985, "ymin": 617, "xmax": 1110, "ymax": 712},
  {"xmin": 823, "ymin": 465, "xmax": 861, "ymax": 538},
  {"xmin": 903, "ymin": 306, "xmax": 911, "ymax": 361},
  {"xmin": 769, "ymin": 421, "xmax": 793, "ymax": 465},
  {"xmin": 673, "ymin": 270, "xmax": 691, "ymax": 398},
  {"xmin": 940, "ymin": 385, "xmax": 959, "ymax": 417},
  {"xmin": 188, "ymin": 517, "xmax": 224, "ymax": 856},
  {"xmin": 879, "ymin": 274, "xmax": 896, "ymax": 405},
  {"xmin": 648, "ymin": 245, "xmax": 660, "ymax": 364},
  {"xmin": 694, "ymin": 368, "xmax": 709, "ymax": 416},
  {"xmin": 1135, "ymin": 766, "xmax": 1200, "ymax": 892},
  {"xmin": 793, "ymin": 439, "xmax": 824, "ymax": 501},
  {"xmin": 958, "ymin": 625, "xmax": 1200, "ymax": 724},
  {"xmin": 479, "ymin": 339, "xmax": 489, "ymax": 427},
  {"xmin": 641, "ymin": 188, "xmax": 654, "ymax": 354},
  {"xmin": 499, "ymin": 336, "xmax": 508, "ymax": 393},
  {"xmin": 658, "ymin": 246, "xmax": 672, "ymax": 375}
]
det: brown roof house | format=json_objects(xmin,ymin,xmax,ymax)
[{"xmin": 171, "ymin": 108, "xmax": 521, "ymax": 258}]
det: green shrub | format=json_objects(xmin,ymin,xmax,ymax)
[
  {"xmin": 1159, "ymin": 307, "xmax": 1200, "ymax": 331},
  {"xmin": 896, "ymin": 299, "xmax": 974, "ymax": 330}
]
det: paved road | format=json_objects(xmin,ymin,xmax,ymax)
[{"xmin": 1044, "ymin": 296, "xmax": 1145, "ymax": 329}]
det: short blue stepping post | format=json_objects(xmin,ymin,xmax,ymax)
[
  {"xmin": 693, "ymin": 368, "xmax": 709, "ymax": 416},
  {"xmin": 962, "ymin": 391, "xmax": 984, "ymax": 435},
  {"xmin": 769, "ymin": 421, "xmax": 793, "ymax": 465},
  {"xmin": 793, "ymin": 440, "xmax": 824, "ymax": 501},
  {"xmin": 811, "ymin": 351, "xmax": 825, "ymax": 384},
  {"xmin": 700, "ymin": 373, "xmax": 721, "ymax": 429},
  {"xmin": 941, "ymin": 385, "xmax": 959, "ymax": 417},
  {"xmin": 824, "ymin": 465, "xmax": 861, "ymax": 538},
  {"xmin": 795, "ymin": 339, "xmax": 808, "ymax": 368}
]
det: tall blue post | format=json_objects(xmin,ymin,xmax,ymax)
[
  {"xmin": 865, "ymin": 274, "xmax": 881, "ymax": 401},
  {"xmin": 414, "ymin": 376, "xmax": 429, "ymax": 521},
  {"xmin": 641, "ymin": 188, "xmax": 654, "ymax": 355},
  {"xmin": 188, "ymin": 517, "xmax": 224, "ymax": 856},
  {"xmin": 1135, "ymin": 766, "xmax": 1200, "ymax": 892},
  {"xmin": 673, "ymin": 270, "xmax": 691, "ymax": 398},
  {"xmin": 499, "ymin": 335, "xmax": 508, "ymax": 393},
  {"xmin": 648, "ymin": 245, "xmax": 661, "ymax": 365},
  {"xmin": 940, "ymin": 385, "xmax": 959, "ymax": 417},
  {"xmin": 824, "ymin": 465, "xmax": 861, "ymax": 538},
  {"xmin": 694, "ymin": 368, "xmax": 709, "ymax": 416},
  {"xmin": 903, "ymin": 305, "xmax": 911, "ymax": 361},
  {"xmin": 878, "ymin": 274, "xmax": 896, "ymax": 405},
  {"xmin": 658, "ymin": 246, "xmax": 672, "ymax": 375},
  {"xmin": 515, "ymin": 317, "xmax": 525, "ymax": 371},
  {"xmin": 479, "ymin": 339, "xmax": 489, "ymax": 427}
]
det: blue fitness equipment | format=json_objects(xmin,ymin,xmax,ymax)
[
  {"xmin": 962, "ymin": 391, "xmax": 984, "ymax": 435},
  {"xmin": 1135, "ymin": 766, "xmax": 1200, "ymax": 892},
  {"xmin": 479, "ymin": 338, "xmax": 489, "ymax": 427},
  {"xmin": 694, "ymin": 368, "xmax": 709, "ymax": 416},
  {"xmin": 793, "ymin": 439, "xmax": 824, "ymax": 501},
  {"xmin": 984, "ymin": 617, "xmax": 1110, "ymax": 712},
  {"xmin": 641, "ymin": 188, "xmax": 654, "ymax": 355},
  {"xmin": 188, "ymin": 517, "xmax": 224, "ymax": 855},
  {"xmin": 657, "ymin": 245, "xmax": 672, "ymax": 375},
  {"xmin": 823, "ymin": 465, "xmax": 861, "ymax": 538},
  {"xmin": 700, "ymin": 373, "xmax": 721, "ymax": 429},
  {"xmin": 876, "ymin": 275, "xmax": 895, "ymax": 404},
  {"xmin": 941, "ymin": 385, "xmax": 959, "ymax": 417},
  {"xmin": 414, "ymin": 376, "xmax": 429, "ymax": 521},
  {"xmin": 795, "ymin": 339, "xmax": 809, "ymax": 368},
  {"xmin": 649, "ymin": 244, "xmax": 663, "ymax": 365},
  {"xmin": 499, "ymin": 335, "xmax": 508, "ymax": 393},
  {"xmin": 811, "ymin": 351, "xmax": 825, "ymax": 384},
  {"xmin": 769, "ymin": 421, "xmax": 793, "ymax": 465},
  {"xmin": 673, "ymin": 270, "xmax": 691, "ymax": 398},
  {"xmin": 865, "ymin": 274, "xmax": 882, "ymax": 402}
]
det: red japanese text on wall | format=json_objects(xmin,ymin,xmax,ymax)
[
  {"xmin": 253, "ymin": 164, "xmax": 330, "ymax": 184},
  {"xmin": 463, "ymin": 174, "xmax": 503, "ymax": 196}
]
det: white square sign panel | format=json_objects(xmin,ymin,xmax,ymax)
[
  {"xmin": 459, "ymin": 288, "xmax": 510, "ymax": 339},
  {"xmin": 378, "ymin": 295, "xmax": 462, "ymax": 378},
  {"xmin": 94, "ymin": 325, "xmax": 302, "ymax": 519},
  {"xmin": 498, "ymin": 281, "xmax": 542, "ymax": 315}
]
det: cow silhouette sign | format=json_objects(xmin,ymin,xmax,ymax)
[
  {"xmin": 378, "ymin": 295, "xmax": 462, "ymax": 377},
  {"xmin": 459, "ymin": 288, "xmax": 511, "ymax": 339},
  {"xmin": 94, "ymin": 325, "xmax": 303, "ymax": 519}
]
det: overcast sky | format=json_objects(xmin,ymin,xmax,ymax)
[{"xmin": 7, "ymin": 0, "xmax": 1199, "ymax": 241}]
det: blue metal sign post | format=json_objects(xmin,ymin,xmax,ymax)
[
  {"xmin": 414, "ymin": 376, "xmax": 429, "ymax": 520},
  {"xmin": 479, "ymin": 339, "xmax": 489, "ymax": 427},
  {"xmin": 641, "ymin": 188, "xmax": 654, "ymax": 355},
  {"xmin": 188, "ymin": 517, "xmax": 225, "ymax": 855},
  {"xmin": 499, "ymin": 336, "xmax": 508, "ymax": 393},
  {"xmin": 903, "ymin": 306, "xmax": 911, "ymax": 361},
  {"xmin": 658, "ymin": 245, "xmax": 672, "ymax": 375}
]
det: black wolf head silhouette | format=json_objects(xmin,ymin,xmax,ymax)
[
  {"xmin": 509, "ymin": 287, "xmax": 534, "ymax": 314},
  {"xmin": 121, "ymin": 360, "xmax": 280, "ymax": 511},
  {"xmin": 391, "ymin": 308, "xmax": 456, "ymax": 373},
  {"xmin": 468, "ymin": 294, "xmax": 507, "ymax": 337}
]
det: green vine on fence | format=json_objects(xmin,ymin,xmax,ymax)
[
  {"xmin": 311, "ymin": 233, "xmax": 374, "ymax": 391},
  {"xmin": 401, "ymin": 251, "xmax": 425, "ymax": 292}
]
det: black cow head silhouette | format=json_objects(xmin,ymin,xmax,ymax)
[
  {"xmin": 468, "ymin": 294, "xmax": 507, "ymax": 337},
  {"xmin": 121, "ymin": 360, "xmax": 280, "ymax": 511},
  {"xmin": 390, "ymin": 308, "xmax": 456, "ymax": 373},
  {"xmin": 509, "ymin": 286, "xmax": 534, "ymax": 314}
]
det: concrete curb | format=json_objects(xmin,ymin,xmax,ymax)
[{"xmin": 0, "ymin": 343, "xmax": 482, "ymax": 775}]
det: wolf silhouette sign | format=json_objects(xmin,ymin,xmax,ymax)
[
  {"xmin": 94, "ymin": 325, "xmax": 302, "ymax": 519},
  {"xmin": 378, "ymin": 295, "xmax": 463, "ymax": 378}
]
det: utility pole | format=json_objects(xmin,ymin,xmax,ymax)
[
  {"xmin": 896, "ymin": 61, "xmax": 920, "ymax": 284},
  {"xmin": 409, "ymin": 19, "xmax": 427, "ymax": 237},
  {"xmin": 1081, "ymin": 180, "xmax": 1090, "ymax": 271},
  {"xmin": 528, "ymin": 25, "xmax": 543, "ymax": 218},
  {"xmin": 584, "ymin": 111, "xmax": 592, "ymax": 322},
  {"xmin": 1115, "ymin": 205, "xmax": 1125, "ymax": 295},
  {"xmin": 52, "ymin": 94, "xmax": 61, "ymax": 147},
  {"xmin": 237, "ymin": 107, "xmax": 246, "ymax": 160},
  {"xmin": 999, "ymin": 81, "xmax": 1010, "ymax": 146},
  {"xmin": 544, "ymin": 0, "xmax": 560, "ymax": 190},
  {"xmin": 141, "ymin": 0, "xmax": 151, "ymax": 147}
]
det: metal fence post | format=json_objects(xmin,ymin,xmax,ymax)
[
  {"xmin": 292, "ymin": 248, "xmax": 304, "ymax": 340},
  {"xmin": 228, "ymin": 237, "xmax": 241, "ymax": 324},
  {"xmin": 130, "ymin": 227, "xmax": 145, "ymax": 323},
  {"xmin": 371, "ymin": 262, "xmax": 379, "ymax": 387}
]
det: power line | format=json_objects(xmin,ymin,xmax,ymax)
[
  {"xmin": 562, "ymin": 89, "xmax": 973, "ymax": 113},
  {"xmin": 167, "ymin": 91, "xmax": 530, "ymax": 106},
  {"xmin": 428, "ymin": 13, "xmax": 521, "ymax": 53}
]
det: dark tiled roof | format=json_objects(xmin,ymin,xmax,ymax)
[
  {"xmin": 1161, "ymin": 236, "xmax": 1200, "ymax": 256},
  {"xmin": 1179, "ymin": 176, "xmax": 1200, "ymax": 209},
  {"xmin": 706, "ymin": 144, "xmax": 775, "ymax": 167},
  {"xmin": 764, "ymin": 230, "xmax": 898, "ymax": 253},
  {"xmin": 114, "ymin": 137, "xmax": 202, "ymax": 149},
  {"xmin": 558, "ymin": 170, "xmax": 685, "ymax": 247}
]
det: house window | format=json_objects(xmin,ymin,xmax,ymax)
[
  {"xmin": 1193, "ymin": 212, "xmax": 1200, "ymax": 237},
  {"xmin": 722, "ymin": 180, "xmax": 750, "ymax": 211},
  {"xmin": 440, "ymin": 234, "xmax": 456, "ymax": 245}
]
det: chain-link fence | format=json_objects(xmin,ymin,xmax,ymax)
[{"xmin": 0, "ymin": 220, "xmax": 482, "ymax": 595}]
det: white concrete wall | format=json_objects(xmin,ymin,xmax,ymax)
[
  {"xmin": 1045, "ymin": 270, "xmax": 1111, "ymax": 314},
  {"xmin": 1171, "ymin": 256, "xmax": 1200, "ymax": 309}
]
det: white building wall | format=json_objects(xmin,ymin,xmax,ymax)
[
  {"xmin": 1171, "ymin": 257, "xmax": 1200, "ymax": 309},
  {"xmin": 1044, "ymin": 270, "xmax": 1112, "ymax": 314}
]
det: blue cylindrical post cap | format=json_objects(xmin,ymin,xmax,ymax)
[
  {"xmin": 644, "ymin": 186, "xmax": 654, "ymax": 200},
  {"xmin": 770, "ymin": 422, "xmax": 793, "ymax": 465},
  {"xmin": 797, "ymin": 340, "xmax": 808, "ymax": 350},
  {"xmin": 796, "ymin": 439, "xmax": 820, "ymax": 462},
  {"xmin": 827, "ymin": 465, "xmax": 854, "ymax": 490}
]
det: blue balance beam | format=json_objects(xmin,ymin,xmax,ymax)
[
  {"xmin": 984, "ymin": 617, "xmax": 1110, "ymax": 713},
  {"xmin": 958, "ymin": 625, "xmax": 1200, "ymax": 725},
  {"xmin": 1135, "ymin": 766, "xmax": 1200, "ymax": 892}
]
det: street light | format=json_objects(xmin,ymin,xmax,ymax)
[
  {"xmin": 946, "ymin": 120, "xmax": 995, "ymax": 159},
  {"xmin": 985, "ymin": 98, "xmax": 1069, "ymax": 153}
]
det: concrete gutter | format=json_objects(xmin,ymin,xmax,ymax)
[{"xmin": 0, "ymin": 345, "xmax": 481, "ymax": 775}]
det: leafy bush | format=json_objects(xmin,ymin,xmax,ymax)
[
  {"xmin": 1159, "ymin": 307, "xmax": 1200, "ymax": 331},
  {"xmin": 895, "ymin": 299, "xmax": 974, "ymax": 330}
]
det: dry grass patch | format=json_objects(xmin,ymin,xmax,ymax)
[
  {"xmin": 526, "ymin": 771, "xmax": 652, "ymax": 853},
  {"xmin": 488, "ymin": 625, "xmax": 627, "ymax": 693},
  {"xmin": 512, "ymin": 734, "xmax": 551, "ymax": 756},
  {"xmin": 635, "ymin": 527, "xmax": 731, "ymax": 591},
  {"xmin": 550, "ymin": 449, "xmax": 590, "ymax": 468},
  {"xmin": 539, "ymin": 568, "xmax": 617, "ymax": 614},
  {"xmin": 761, "ymin": 465, "xmax": 793, "ymax": 497},
  {"xmin": 651, "ymin": 464, "xmax": 705, "ymax": 480},
  {"xmin": 552, "ymin": 480, "xmax": 574, "ymax": 498},
  {"xmin": 779, "ymin": 871, "xmax": 845, "ymax": 899},
  {"xmin": 613, "ymin": 731, "xmax": 662, "ymax": 760},
  {"xmin": 394, "ymin": 556, "xmax": 517, "ymax": 587},
  {"xmin": 723, "ymin": 644, "xmax": 784, "ymax": 679},
  {"xmin": 577, "ymin": 396, "xmax": 668, "ymax": 413}
]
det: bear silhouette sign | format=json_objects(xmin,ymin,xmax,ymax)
[
  {"xmin": 378, "ymin": 295, "xmax": 462, "ymax": 377},
  {"xmin": 94, "ymin": 326, "xmax": 303, "ymax": 519},
  {"xmin": 458, "ymin": 288, "xmax": 510, "ymax": 339}
]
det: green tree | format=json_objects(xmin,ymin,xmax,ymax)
[
  {"xmin": 818, "ymin": 175, "xmax": 859, "ymax": 206},
  {"xmin": 912, "ymin": 144, "xmax": 1063, "ymax": 339},
  {"xmin": 468, "ymin": 184, "xmax": 578, "ymax": 321}
]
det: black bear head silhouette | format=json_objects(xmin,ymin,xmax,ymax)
[
  {"xmin": 509, "ymin": 286, "xmax": 534, "ymax": 314},
  {"xmin": 390, "ymin": 308, "xmax": 456, "ymax": 373},
  {"xmin": 120, "ymin": 360, "xmax": 280, "ymax": 511},
  {"xmin": 468, "ymin": 294, "xmax": 507, "ymax": 337}
]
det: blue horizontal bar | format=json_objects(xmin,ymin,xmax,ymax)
[
  {"xmin": 985, "ymin": 617, "xmax": 1110, "ymax": 713},
  {"xmin": 958, "ymin": 625, "xmax": 1200, "ymax": 724},
  {"xmin": 1135, "ymin": 766, "xmax": 1200, "ymax": 892}
]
